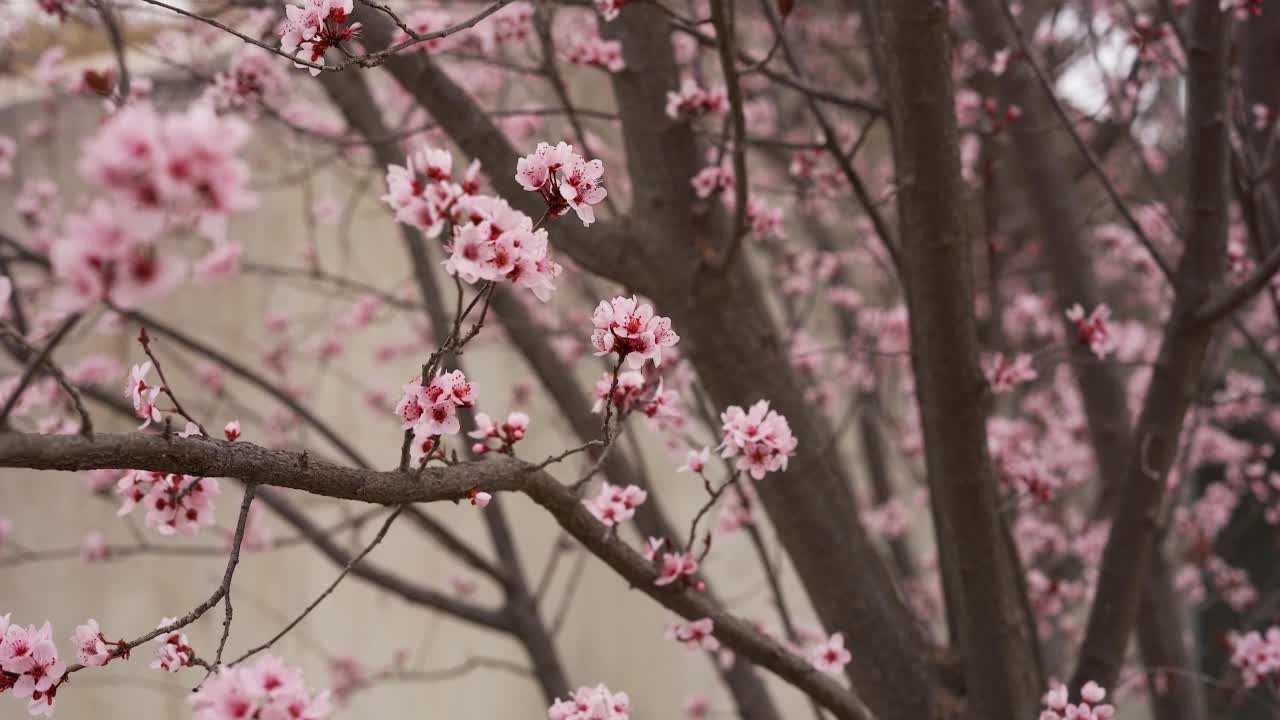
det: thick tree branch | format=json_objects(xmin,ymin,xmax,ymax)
[{"xmin": 0, "ymin": 430, "xmax": 871, "ymax": 720}]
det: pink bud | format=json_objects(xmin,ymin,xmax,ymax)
[
  {"xmin": 471, "ymin": 443, "xmax": 488, "ymax": 455},
  {"xmin": 472, "ymin": 491, "xmax": 493, "ymax": 508},
  {"xmin": 224, "ymin": 420, "xmax": 241, "ymax": 442}
]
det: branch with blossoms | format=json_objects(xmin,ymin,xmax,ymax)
[{"xmin": 0, "ymin": 430, "xmax": 870, "ymax": 720}]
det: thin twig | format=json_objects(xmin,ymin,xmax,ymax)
[{"xmin": 230, "ymin": 505, "xmax": 404, "ymax": 666}]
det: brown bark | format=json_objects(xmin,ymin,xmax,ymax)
[
  {"xmin": 1070, "ymin": 0, "xmax": 1232, "ymax": 694},
  {"xmin": 877, "ymin": 2, "xmax": 1042, "ymax": 718},
  {"xmin": 0, "ymin": 430, "xmax": 872, "ymax": 720}
]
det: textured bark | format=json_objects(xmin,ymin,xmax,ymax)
[
  {"xmin": 960, "ymin": 1, "xmax": 1211, "ymax": 716},
  {"xmin": 1070, "ymin": 0, "xmax": 1231, "ymax": 694},
  {"xmin": 343, "ymin": 5, "xmax": 938, "ymax": 716},
  {"xmin": 0, "ymin": 430, "xmax": 871, "ymax": 720},
  {"xmin": 596, "ymin": 7, "xmax": 941, "ymax": 719},
  {"xmin": 878, "ymin": 2, "xmax": 1042, "ymax": 718}
]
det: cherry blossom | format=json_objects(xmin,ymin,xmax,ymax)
[
  {"xmin": 666, "ymin": 79, "xmax": 729, "ymax": 120},
  {"xmin": 1037, "ymin": 680, "xmax": 1116, "ymax": 720},
  {"xmin": 718, "ymin": 400, "xmax": 799, "ymax": 480},
  {"xmin": 590, "ymin": 296, "xmax": 680, "ymax": 369},
  {"xmin": 593, "ymin": 0, "xmax": 626, "ymax": 21},
  {"xmin": 79, "ymin": 102, "xmax": 255, "ymax": 239},
  {"xmin": 396, "ymin": 370, "xmax": 477, "ymax": 465},
  {"xmin": 469, "ymin": 411, "xmax": 529, "ymax": 454},
  {"xmin": 1230, "ymin": 627, "xmax": 1280, "ymax": 687},
  {"xmin": 384, "ymin": 146, "xmax": 564, "ymax": 299},
  {"xmin": 151, "ymin": 618, "xmax": 193, "ymax": 673},
  {"xmin": 984, "ymin": 353, "xmax": 1038, "ymax": 394},
  {"xmin": 115, "ymin": 471, "xmax": 221, "ymax": 537},
  {"xmin": 548, "ymin": 683, "xmax": 630, "ymax": 720},
  {"xmin": 224, "ymin": 420, "xmax": 242, "ymax": 442},
  {"xmin": 677, "ymin": 447, "xmax": 710, "ymax": 474},
  {"xmin": 191, "ymin": 654, "xmax": 333, "ymax": 720},
  {"xmin": 71, "ymin": 620, "xmax": 112, "ymax": 667},
  {"xmin": 584, "ymin": 483, "xmax": 648, "ymax": 527},
  {"xmin": 1065, "ymin": 303, "xmax": 1116, "ymax": 360},
  {"xmin": 563, "ymin": 31, "xmax": 625, "ymax": 72},
  {"xmin": 809, "ymin": 632, "xmax": 851, "ymax": 674},
  {"xmin": 80, "ymin": 533, "xmax": 109, "ymax": 562},
  {"xmin": 654, "ymin": 551, "xmax": 698, "ymax": 586},
  {"xmin": 515, "ymin": 142, "xmax": 608, "ymax": 226},
  {"xmin": 1, "ymin": 618, "xmax": 66, "ymax": 717},
  {"xmin": 124, "ymin": 362, "xmax": 164, "ymax": 429},
  {"xmin": 278, "ymin": 0, "xmax": 361, "ymax": 75},
  {"xmin": 667, "ymin": 618, "xmax": 719, "ymax": 652}
]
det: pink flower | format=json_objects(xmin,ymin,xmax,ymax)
[
  {"xmin": 514, "ymin": 142, "xmax": 608, "ymax": 226},
  {"xmin": 654, "ymin": 551, "xmax": 698, "ymax": 586},
  {"xmin": 684, "ymin": 695, "xmax": 710, "ymax": 719},
  {"xmin": 1065, "ymin": 303, "xmax": 1116, "ymax": 360},
  {"xmin": 72, "ymin": 619, "xmax": 112, "ymax": 667},
  {"xmin": 584, "ymin": 483, "xmax": 648, "ymax": 527},
  {"xmin": 593, "ymin": 0, "xmax": 625, "ymax": 20},
  {"xmin": 1038, "ymin": 681, "xmax": 1116, "ymax": 720},
  {"xmin": 562, "ymin": 31, "xmax": 625, "ymax": 72},
  {"xmin": 718, "ymin": 400, "xmax": 798, "ymax": 480},
  {"xmin": 469, "ymin": 411, "xmax": 529, "ymax": 452},
  {"xmin": 224, "ymin": 420, "xmax": 242, "ymax": 442},
  {"xmin": 191, "ymin": 654, "xmax": 332, "ymax": 720},
  {"xmin": 642, "ymin": 536, "xmax": 665, "ymax": 561},
  {"xmin": 80, "ymin": 532, "xmax": 109, "ymax": 562},
  {"xmin": 278, "ymin": 0, "xmax": 359, "ymax": 75},
  {"xmin": 667, "ymin": 618, "xmax": 719, "ymax": 652},
  {"xmin": 151, "ymin": 618, "xmax": 193, "ymax": 673},
  {"xmin": 548, "ymin": 683, "xmax": 630, "ymax": 720},
  {"xmin": 590, "ymin": 296, "xmax": 680, "ymax": 369},
  {"xmin": 984, "ymin": 353, "xmax": 1038, "ymax": 393},
  {"xmin": 666, "ymin": 78, "xmax": 728, "ymax": 120},
  {"xmin": 471, "ymin": 491, "xmax": 493, "ymax": 508},
  {"xmin": 193, "ymin": 242, "xmax": 243, "ymax": 285},
  {"xmin": 124, "ymin": 362, "xmax": 165, "ymax": 429},
  {"xmin": 810, "ymin": 632, "xmax": 851, "ymax": 674},
  {"xmin": 677, "ymin": 447, "xmax": 710, "ymax": 474},
  {"xmin": 116, "ymin": 471, "xmax": 221, "ymax": 537}
]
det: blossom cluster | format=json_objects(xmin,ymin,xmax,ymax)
[
  {"xmin": 469, "ymin": 411, "xmax": 530, "ymax": 454},
  {"xmin": 590, "ymin": 296, "xmax": 680, "ymax": 369},
  {"xmin": 278, "ymin": 0, "xmax": 361, "ymax": 76},
  {"xmin": 1038, "ymin": 681, "xmax": 1115, "ymax": 720},
  {"xmin": 191, "ymin": 655, "xmax": 332, "ymax": 720},
  {"xmin": 562, "ymin": 31, "xmax": 625, "ymax": 72},
  {"xmin": 0, "ymin": 617, "xmax": 66, "ymax": 717},
  {"xmin": 1065, "ymin": 303, "xmax": 1116, "ymax": 360},
  {"xmin": 1230, "ymin": 626, "xmax": 1280, "ymax": 688},
  {"xmin": 383, "ymin": 145, "xmax": 564, "ymax": 300},
  {"xmin": 515, "ymin": 141, "xmax": 608, "ymax": 226},
  {"xmin": 591, "ymin": 369, "xmax": 684, "ymax": 431},
  {"xmin": 50, "ymin": 103, "xmax": 254, "ymax": 311},
  {"xmin": 204, "ymin": 48, "xmax": 289, "ymax": 115},
  {"xmin": 548, "ymin": 683, "xmax": 630, "ymax": 720},
  {"xmin": 79, "ymin": 103, "xmax": 254, "ymax": 239},
  {"xmin": 592, "ymin": 0, "xmax": 626, "ymax": 21},
  {"xmin": 984, "ymin": 353, "xmax": 1038, "ymax": 394},
  {"xmin": 666, "ymin": 79, "xmax": 729, "ymax": 120},
  {"xmin": 584, "ymin": 483, "xmax": 648, "ymax": 527},
  {"xmin": 395, "ymin": 370, "xmax": 477, "ymax": 465},
  {"xmin": 115, "ymin": 470, "xmax": 221, "ymax": 537},
  {"xmin": 667, "ymin": 618, "xmax": 718, "ymax": 652},
  {"xmin": 151, "ymin": 619, "xmax": 194, "ymax": 673},
  {"xmin": 718, "ymin": 400, "xmax": 799, "ymax": 480}
]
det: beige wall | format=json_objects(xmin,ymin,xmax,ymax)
[{"xmin": 0, "ymin": 77, "xmax": 824, "ymax": 719}]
